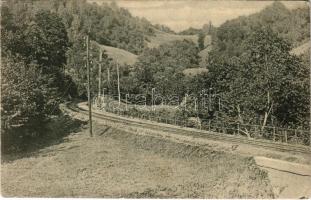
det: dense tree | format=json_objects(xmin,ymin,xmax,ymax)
[
  {"xmin": 32, "ymin": 10, "xmax": 69, "ymax": 69},
  {"xmin": 198, "ymin": 32, "xmax": 205, "ymax": 50},
  {"xmin": 207, "ymin": 28, "xmax": 309, "ymax": 129},
  {"xmin": 1, "ymin": 56, "xmax": 47, "ymax": 131},
  {"xmin": 49, "ymin": 0, "xmax": 155, "ymax": 54},
  {"xmin": 129, "ymin": 40, "xmax": 199, "ymax": 99},
  {"xmin": 1, "ymin": 3, "xmax": 76, "ymax": 151},
  {"xmin": 154, "ymin": 24, "xmax": 175, "ymax": 34}
]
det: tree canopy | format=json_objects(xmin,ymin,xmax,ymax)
[{"xmin": 206, "ymin": 27, "xmax": 309, "ymax": 128}]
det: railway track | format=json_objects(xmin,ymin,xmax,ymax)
[{"xmin": 66, "ymin": 103, "xmax": 311, "ymax": 155}]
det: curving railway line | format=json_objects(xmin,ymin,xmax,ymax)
[{"xmin": 66, "ymin": 103, "xmax": 311, "ymax": 155}]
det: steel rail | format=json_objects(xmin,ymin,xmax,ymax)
[{"xmin": 66, "ymin": 104, "xmax": 311, "ymax": 155}]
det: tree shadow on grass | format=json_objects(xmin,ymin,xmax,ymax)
[{"xmin": 1, "ymin": 114, "xmax": 87, "ymax": 163}]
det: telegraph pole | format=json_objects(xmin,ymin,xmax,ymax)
[
  {"xmin": 310, "ymin": 60, "xmax": 311, "ymax": 146},
  {"xmin": 208, "ymin": 88, "xmax": 212, "ymax": 111},
  {"xmin": 126, "ymin": 93, "xmax": 129, "ymax": 111},
  {"xmin": 86, "ymin": 35, "xmax": 92, "ymax": 137},
  {"xmin": 152, "ymin": 88, "xmax": 155, "ymax": 111},
  {"xmin": 310, "ymin": 17, "xmax": 311, "ymax": 146},
  {"xmin": 117, "ymin": 63, "xmax": 121, "ymax": 106},
  {"xmin": 102, "ymin": 88, "xmax": 106, "ymax": 110},
  {"xmin": 107, "ymin": 67, "xmax": 110, "ymax": 95},
  {"xmin": 185, "ymin": 93, "xmax": 189, "ymax": 111},
  {"xmin": 98, "ymin": 49, "xmax": 102, "ymax": 97}
]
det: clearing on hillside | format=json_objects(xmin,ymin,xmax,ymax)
[
  {"xmin": 98, "ymin": 44, "xmax": 138, "ymax": 66},
  {"xmin": 183, "ymin": 67, "xmax": 209, "ymax": 77},
  {"xmin": 147, "ymin": 30, "xmax": 198, "ymax": 48}
]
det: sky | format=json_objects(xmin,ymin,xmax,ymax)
[{"xmin": 89, "ymin": 1, "xmax": 309, "ymax": 32}]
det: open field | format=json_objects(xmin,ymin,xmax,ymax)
[
  {"xmin": 183, "ymin": 67, "xmax": 209, "ymax": 77},
  {"xmin": 1, "ymin": 120, "xmax": 274, "ymax": 198},
  {"xmin": 98, "ymin": 43, "xmax": 138, "ymax": 66},
  {"xmin": 147, "ymin": 30, "xmax": 198, "ymax": 48}
]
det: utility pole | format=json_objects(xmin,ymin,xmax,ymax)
[
  {"xmin": 185, "ymin": 93, "xmax": 189, "ymax": 111},
  {"xmin": 201, "ymin": 89, "xmax": 206, "ymax": 109},
  {"xmin": 117, "ymin": 62, "xmax": 121, "ymax": 107},
  {"xmin": 126, "ymin": 93, "xmax": 129, "ymax": 111},
  {"xmin": 310, "ymin": 11, "xmax": 311, "ymax": 146},
  {"xmin": 310, "ymin": 67, "xmax": 311, "ymax": 146},
  {"xmin": 102, "ymin": 88, "xmax": 106, "ymax": 110},
  {"xmin": 208, "ymin": 88, "xmax": 212, "ymax": 111},
  {"xmin": 152, "ymin": 88, "xmax": 155, "ymax": 111},
  {"xmin": 218, "ymin": 95, "xmax": 221, "ymax": 111},
  {"xmin": 98, "ymin": 49, "xmax": 102, "ymax": 97},
  {"xmin": 106, "ymin": 64, "xmax": 110, "ymax": 94},
  {"xmin": 86, "ymin": 35, "xmax": 92, "ymax": 137},
  {"xmin": 195, "ymin": 97, "xmax": 199, "ymax": 119}
]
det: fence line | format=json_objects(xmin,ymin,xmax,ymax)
[{"xmin": 94, "ymin": 96, "xmax": 310, "ymax": 146}]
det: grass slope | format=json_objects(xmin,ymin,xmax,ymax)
[
  {"xmin": 183, "ymin": 67, "xmax": 209, "ymax": 77},
  {"xmin": 92, "ymin": 31, "xmax": 212, "ymax": 69},
  {"xmin": 98, "ymin": 43, "xmax": 138, "ymax": 66},
  {"xmin": 1, "ymin": 121, "xmax": 274, "ymax": 198},
  {"xmin": 147, "ymin": 30, "xmax": 198, "ymax": 48}
]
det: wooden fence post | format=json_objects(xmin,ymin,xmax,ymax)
[
  {"xmin": 237, "ymin": 123, "xmax": 240, "ymax": 135},
  {"xmin": 208, "ymin": 120, "xmax": 211, "ymax": 131},
  {"xmin": 284, "ymin": 130, "xmax": 288, "ymax": 143},
  {"xmin": 294, "ymin": 129, "xmax": 297, "ymax": 144}
]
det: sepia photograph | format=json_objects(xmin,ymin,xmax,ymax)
[{"xmin": 1, "ymin": 0, "xmax": 310, "ymax": 198}]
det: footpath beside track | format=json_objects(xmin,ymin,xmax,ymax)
[{"xmin": 66, "ymin": 103, "xmax": 311, "ymax": 156}]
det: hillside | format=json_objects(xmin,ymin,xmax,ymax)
[
  {"xmin": 147, "ymin": 29, "xmax": 198, "ymax": 48},
  {"xmin": 92, "ymin": 30, "xmax": 209, "ymax": 67},
  {"xmin": 183, "ymin": 67, "xmax": 209, "ymax": 77},
  {"xmin": 209, "ymin": 2, "xmax": 310, "ymax": 63},
  {"xmin": 98, "ymin": 44, "xmax": 138, "ymax": 66},
  {"xmin": 178, "ymin": 27, "xmax": 202, "ymax": 35},
  {"xmin": 32, "ymin": 0, "xmax": 156, "ymax": 54}
]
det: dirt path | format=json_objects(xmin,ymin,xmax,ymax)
[{"xmin": 1, "ymin": 121, "xmax": 274, "ymax": 198}]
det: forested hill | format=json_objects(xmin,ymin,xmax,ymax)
[
  {"xmin": 203, "ymin": 2, "xmax": 310, "ymax": 130},
  {"xmin": 25, "ymin": 0, "xmax": 203, "ymax": 56},
  {"xmin": 27, "ymin": 0, "xmax": 155, "ymax": 55},
  {"xmin": 210, "ymin": 1, "xmax": 309, "ymax": 62}
]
